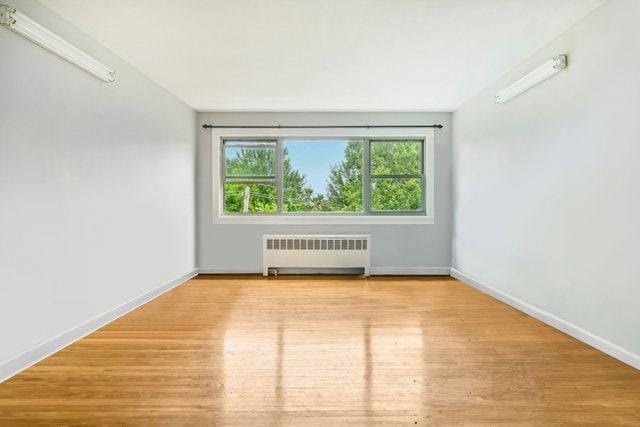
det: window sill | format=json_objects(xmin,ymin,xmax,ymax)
[{"xmin": 214, "ymin": 215, "xmax": 435, "ymax": 225}]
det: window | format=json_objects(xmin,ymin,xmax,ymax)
[
  {"xmin": 223, "ymin": 140, "xmax": 277, "ymax": 213},
  {"xmin": 283, "ymin": 139, "xmax": 364, "ymax": 213},
  {"xmin": 370, "ymin": 140, "xmax": 423, "ymax": 212},
  {"xmin": 220, "ymin": 137, "xmax": 428, "ymax": 218}
]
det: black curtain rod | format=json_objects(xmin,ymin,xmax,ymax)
[{"xmin": 202, "ymin": 124, "xmax": 443, "ymax": 129}]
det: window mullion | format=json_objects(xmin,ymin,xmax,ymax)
[
  {"xmin": 421, "ymin": 140, "xmax": 426, "ymax": 213},
  {"xmin": 370, "ymin": 174, "xmax": 422, "ymax": 179},
  {"xmin": 226, "ymin": 175, "xmax": 276, "ymax": 180},
  {"xmin": 224, "ymin": 179, "xmax": 275, "ymax": 185},
  {"xmin": 221, "ymin": 141, "xmax": 226, "ymax": 214},
  {"xmin": 276, "ymin": 138, "xmax": 284, "ymax": 214},
  {"xmin": 364, "ymin": 138, "xmax": 372, "ymax": 215}
]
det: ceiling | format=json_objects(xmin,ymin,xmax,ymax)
[{"xmin": 41, "ymin": 0, "xmax": 604, "ymax": 112}]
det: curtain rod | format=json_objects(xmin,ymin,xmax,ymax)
[{"xmin": 202, "ymin": 124, "xmax": 443, "ymax": 129}]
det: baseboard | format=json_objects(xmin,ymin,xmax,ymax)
[
  {"xmin": 450, "ymin": 268, "xmax": 640, "ymax": 370},
  {"xmin": 0, "ymin": 269, "xmax": 198, "ymax": 384},
  {"xmin": 197, "ymin": 268, "xmax": 260, "ymax": 274},
  {"xmin": 198, "ymin": 267, "xmax": 452, "ymax": 276},
  {"xmin": 370, "ymin": 267, "xmax": 451, "ymax": 276}
]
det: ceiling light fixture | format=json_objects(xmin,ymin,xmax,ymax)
[
  {"xmin": 0, "ymin": 5, "xmax": 115, "ymax": 82},
  {"xmin": 495, "ymin": 54, "xmax": 567, "ymax": 104}
]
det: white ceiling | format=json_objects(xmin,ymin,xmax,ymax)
[{"xmin": 41, "ymin": 0, "xmax": 604, "ymax": 112}]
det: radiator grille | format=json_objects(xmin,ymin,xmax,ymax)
[{"xmin": 266, "ymin": 238, "xmax": 368, "ymax": 251}]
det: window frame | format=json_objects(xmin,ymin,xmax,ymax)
[
  {"xmin": 212, "ymin": 128, "xmax": 435, "ymax": 225},
  {"xmin": 221, "ymin": 139, "xmax": 278, "ymax": 215},
  {"xmin": 367, "ymin": 139, "xmax": 425, "ymax": 215}
]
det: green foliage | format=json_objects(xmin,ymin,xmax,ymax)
[
  {"xmin": 371, "ymin": 140, "xmax": 421, "ymax": 175},
  {"xmin": 224, "ymin": 183, "xmax": 276, "ymax": 213},
  {"xmin": 223, "ymin": 140, "xmax": 422, "ymax": 213},
  {"xmin": 369, "ymin": 141, "xmax": 422, "ymax": 211},
  {"xmin": 224, "ymin": 146, "xmax": 277, "ymax": 212},
  {"xmin": 371, "ymin": 178, "xmax": 422, "ymax": 211},
  {"xmin": 324, "ymin": 141, "xmax": 364, "ymax": 212},
  {"xmin": 283, "ymin": 154, "xmax": 326, "ymax": 212},
  {"xmin": 225, "ymin": 146, "xmax": 275, "ymax": 177}
]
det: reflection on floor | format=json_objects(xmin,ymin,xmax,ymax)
[{"xmin": 1, "ymin": 275, "xmax": 639, "ymax": 424}]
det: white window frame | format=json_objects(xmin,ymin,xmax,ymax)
[{"xmin": 211, "ymin": 127, "xmax": 435, "ymax": 225}]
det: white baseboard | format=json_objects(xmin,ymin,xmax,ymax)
[
  {"xmin": 198, "ymin": 267, "xmax": 452, "ymax": 276},
  {"xmin": 450, "ymin": 268, "xmax": 640, "ymax": 370},
  {"xmin": 371, "ymin": 267, "xmax": 451, "ymax": 276},
  {"xmin": 0, "ymin": 269, "xmax": 198, "ymax": 384},
  {"xmin": 197, "ymin": 268, "xmax": 260, "ymax": 274}
]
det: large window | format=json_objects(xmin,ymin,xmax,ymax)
[{"xmin": 221, "ymin": 137, "xmax": 427, "ymax": 216}]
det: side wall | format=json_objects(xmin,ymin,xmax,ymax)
[
  {"xmin": 452, "ymin": 0, "xmax": 639, "ymax": 358},
  {"xmin": 0, "ymin": 0, "xmax": 196, "ymax": 369},
  {"xmin": 197, "ymin": 112, "xmax": 452, "ymax": 273}
]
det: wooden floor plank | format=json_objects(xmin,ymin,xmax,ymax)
[{"xmin": 1, "ymin": 275, "xmax": 638, "ymax": 425}]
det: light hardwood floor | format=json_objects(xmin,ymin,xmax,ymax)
[{"xmin": 1, "ymin": 275, "xmax": 639, "ymax": 425}]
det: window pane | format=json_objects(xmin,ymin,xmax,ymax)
[
  {"xmin": 370, "ymin": 140, "xmax": 422, "ymax": 176},
  {"xmin": 224, "ymin": 183, "xmax": 276, "ymax": 213},
  {"xmin": 371, "ymin": 178, "xmax": 422, "ymax": 212},
  {"xmin": 283, "ymin": 139, "xmax": 363, "ymax": 212},
  {"xmin": 225, "ymin": 141, "xmax": 276, "ymax": 178}
]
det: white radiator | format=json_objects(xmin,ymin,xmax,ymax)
[{"xmin": 263, "ymin": 235, "xmax": 371, "ymax": 276}]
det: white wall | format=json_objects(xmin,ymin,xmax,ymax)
[
  {"xmin": 0, "ymin": 0, "xmax": 196, "ymax": 366},
  {"xmin": 453, "ymin": 0, "xmax": 639, "ymax": 357},
  {"xmin": 197, "ymin": 112, "xmax": 452, "ymax": 272}
]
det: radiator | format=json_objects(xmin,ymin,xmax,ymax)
[{"xmin": 263, "ymin": 235, "xmax": 371, "ymax": 276}]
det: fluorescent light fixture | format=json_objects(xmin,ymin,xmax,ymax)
[
  {"xmin": 0, "ymin": 5, "xmax": 115, "ymax": 82},
  {"xmin": 495, "ymin": 55, "xmax": 567, "ymax": 104}
]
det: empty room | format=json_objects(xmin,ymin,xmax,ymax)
[{"xmin": 1, "ymin": 0, "xmax": 639, "ymax": 424}]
